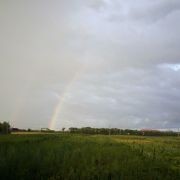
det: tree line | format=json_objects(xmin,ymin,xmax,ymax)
[{"xmin": 68, "ymin": 127, "xmax": 178, "ymax": 136}]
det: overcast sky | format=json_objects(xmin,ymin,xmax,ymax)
[{"xmin": 0, "ymin": 0, "xmax": 180, "ymax": 130}]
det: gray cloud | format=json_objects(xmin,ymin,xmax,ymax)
[
  {"xmin": 52, "ymin": 65, "xmax": 180, "ymax": 129},
  {"xmin": 90, "ymin": 0, "xmax": 180, "ymax": 23},
  {"xmin": 131, "ymin": 0, "xmax": 180, "ymax": 23},
  {"xmin": 0, "ymin": 0, "xmax": 180, "ymax": 130}
]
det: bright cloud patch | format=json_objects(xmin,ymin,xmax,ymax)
[{"xmin": 158, "ymin": 63, "xmax": 180, "ymax": 71}]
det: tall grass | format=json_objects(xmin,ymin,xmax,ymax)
[{"xmin": 0, "ymin": 134, "xmax": 179, "ymax": 180}]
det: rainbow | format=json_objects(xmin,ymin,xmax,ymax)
[{"xmin": 49, "ymin": 68, "xmax": 85, "ymax": 130}]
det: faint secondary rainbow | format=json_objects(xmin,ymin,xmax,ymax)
[{"xmin": 49, "ymin": 68, "xmax": 85, "ymax": 130}]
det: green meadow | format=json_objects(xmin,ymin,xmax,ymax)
[{"xmin": 0, "ymin": 134, "xmax": 179, "ymax": 180}]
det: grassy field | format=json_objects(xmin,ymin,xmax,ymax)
[{"xmin": 0, "ymin": 134, "xmax": 179, "ymax": 180}]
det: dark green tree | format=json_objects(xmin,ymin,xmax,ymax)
[{"xmin": 0, "ymin": 121, "xmax": 11, "ymax": 134}]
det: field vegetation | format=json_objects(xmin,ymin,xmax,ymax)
[{"xmin": 0, "ymin": 134, "xmax": 179, "ymax": 180}]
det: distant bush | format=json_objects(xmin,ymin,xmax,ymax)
[{"xmin": 0, "ymin": 121, "xmax": 11, "ymax": 134}]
